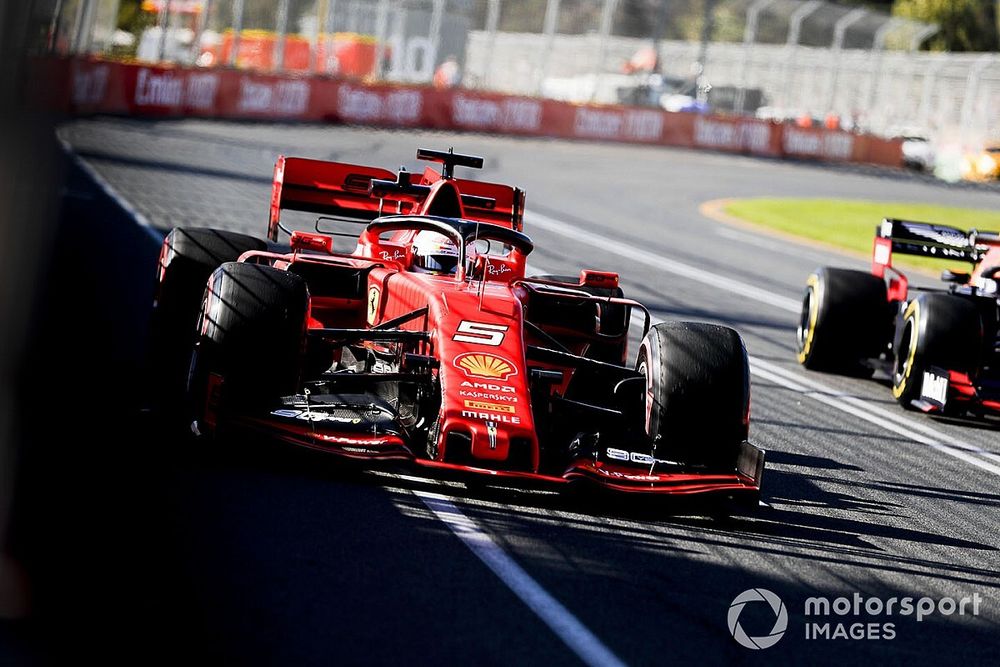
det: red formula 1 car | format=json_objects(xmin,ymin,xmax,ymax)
[
  {"xmin": 149, "ymin": 148, "xmax": 764, "ymax": 503},
  {"xmin": 796, "ymin": 218, "xmax": 1000, "ymax": 419}
]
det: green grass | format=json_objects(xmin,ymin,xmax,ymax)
[{"xmin": 722, "ymin": 198, "xmax": 1000, "ymax": 273}]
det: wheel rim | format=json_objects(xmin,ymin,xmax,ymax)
[
  {"xmin": 796, "ymin": 285, "xmax": 816, "ymax": 361},
  {"xmin": 636, "ymin": 352, "xmax": 653, "ymax": 436},
  {"xmin": 893, "ymin": 319, "xmax": 916, "ymax": 392}
]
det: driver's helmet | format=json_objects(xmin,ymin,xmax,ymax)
[{"xmin": 411, "ymin": 231, "xmax": 461, "ymax": 274}]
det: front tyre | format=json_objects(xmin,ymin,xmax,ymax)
[
  {"xmin": 637, "ymin": 322, "xmax": 750, "ymax": 470},
  {"xmin": 189, "ymin": 262, "xmax": 309, "ymax": 436},
  {"xmin": 796, "ymin": 267, "xmax": 888, "ymax": 374},
  {"xmin": 149, "ymin": 228, "xmax": 267, "ymax": 413}
]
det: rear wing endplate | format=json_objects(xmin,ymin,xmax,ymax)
[{"xmin": 268, "ymin": 156, "xmax": 394, "ymax": 241}]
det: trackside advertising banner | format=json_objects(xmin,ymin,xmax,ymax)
[{"xmin": 44, "ymin": 57, "xmax": 902, "ymax": 167}]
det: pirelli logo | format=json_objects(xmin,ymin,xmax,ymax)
[{"xmin": 463, "ymin": 400, "xmax": 515, "ymax": 414}]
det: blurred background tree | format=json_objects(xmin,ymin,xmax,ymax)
[
  {"xmin": 117, "ymin": 0, "xmax": 155, "ymax": 38},
  {"xmin": 893, "ymin": 0, "xmax": 999, "ymax": 51}
]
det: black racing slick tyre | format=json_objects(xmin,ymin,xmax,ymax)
[
  {"xmin": 891, "ymin": 293, "xmax": 982, "ymax": 408},
  {"xmin": 149, "ymin": 228, "xmax": 267, "ymax": 412},
  {"xmin": 189, "ymin": 262, "xmax": 309, "ymax": 435},
  {"xmin": 636, "ymin": 322, "xmax": 750, "ymax": 470},
  {"xmin": 796, "ymin": 267, "xmax": 889, "ymax": 373}
]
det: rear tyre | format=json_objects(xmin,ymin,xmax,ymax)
[
  {"xmin": 891, "ymin": 293, "xmax": 982, "ymax": 408},
  {"xmin": 149, "ymin": 228, "xmax": 267, "ymax": 413},
  {"xmin": 189, "ymin": 262, "xmax": 309, "ymax": 436},
  {"xmin": 796, "ymin": 267, "xmax": 888, "ymax": 374},
  {"xmin": 636, "ymin": 321, "xmax": 750, "ymax": 470}
]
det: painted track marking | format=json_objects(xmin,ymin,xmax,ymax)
[
  {"xmin": 57, "ymin": 135, "xmax": 164, "ymax": 244},
  {"xmin": 414, "ymin": 490, "xmax": 628, "ymax": 667},
  {"xmin": 525, "ymin": 211, "xmax": 802, "ymax": 313}
]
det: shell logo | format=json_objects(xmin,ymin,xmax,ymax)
[{"xmin": 453, "ymin": 353, "xmax": 518, "ymax": 381}]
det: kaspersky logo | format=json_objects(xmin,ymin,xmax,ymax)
[{"xmin": 728, "ymin": 589, "xmax": 788, "ymax": 649}]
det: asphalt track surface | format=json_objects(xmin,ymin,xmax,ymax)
[{"xmin": 44, "ymin": 118, "xmax": 1000, "ymax": 665}]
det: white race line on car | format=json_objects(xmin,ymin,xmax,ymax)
[
  {"xmin": 412, "ymin": 489, "xmax": 629, "ymax": 667},
  {"xmin": 526, "ymin": 210, "xmax": 1000, "ymax": 479}
]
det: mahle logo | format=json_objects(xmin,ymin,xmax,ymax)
[{"xmin": 728, "ymin": 589, "xmax": 788, "ymax": 649}]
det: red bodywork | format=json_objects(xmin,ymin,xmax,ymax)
[{"xmin": 210, "ymin": 153, "xmax": 764, "ymax": 499}]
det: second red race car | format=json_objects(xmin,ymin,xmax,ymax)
[{"xmin": 149, "ymin": 148, "xmax": 764, "ymax": 504}]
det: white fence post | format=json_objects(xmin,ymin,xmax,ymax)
[
  {"xmin": 960, "ymin": 55, "xmax": 994, "ymax": 148},
  {"xmin": 193, "ymin": 0, "xmax": 214, "ymax": 65},
  {"xmin": 590, "ymin": 0, "xmax": 618, "ymax": 102},
  {"xmin": 230, "ymin": 0, "xmax": 245, "ymax": 67},
  {"xmin": 483, "ymin": 0, "xmax": 501, "ymax": 89},
  {"xmin": 373, "ymin": 0, "xmax": 389, "ymax": 79},
  {"xmin": 274, "ymin": 0, "xmax": 290, "ymax": 71},
  {"xmin": 909, "ymin": 24, "xmax": 939, "ymax": 52},
  {"xmin": 156, "ymin": 0, "xmax": 173, "ymax": 61},
  {"xmin": 781, "ymin": 0, "xmax": 822, "ymax": 110},
  {"xmin": 429, "ymin": 0, "xmax": 445, "ymax": 70},
  {"xmin": 824, "ymin": 8, "xmax": 866, "ymax": 115},
  {"xmin": 735, "ymin": 0, "xmax": 776, "ymax": 115},
  {"xmin": 535, "ymin": 0, "xmax": 561, "ymax": 95},
  {"xmin": 324, "ymin": 0, "xmax": 339, "ymax": 73},
  {"xmin": 862, "ymin": 17, "xmax": 901, "ymax": 129}
]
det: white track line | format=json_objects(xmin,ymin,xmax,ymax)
[
  {"xmin": 750, "ymin": 359, "xmax": 1000, "ymax": 477},
  {"xmin": 413, "ymin": 490, "xmax": 628, "ymax": 667},
  {"xmin": 525, "ymin": 211, "xmax": 802, "ymax": 313},
  {"xmin": 57, "ymin": 135, "xmax": 164, "ymax": 245},
  {"xmin": 751, "ymin": 356, "xmax": 1000, "ymax": 464},
  {"xmin": 714, "ymin": 226, "xmax": 842, "ymax": 263},
  {"xmin": 527, "ymin": 209, "xmax": 1000, "ymax": 479}
]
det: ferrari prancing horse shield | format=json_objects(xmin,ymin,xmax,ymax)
[{"xmin": 367, "ymin": 286, "xmax": 381, "ymax": 325}]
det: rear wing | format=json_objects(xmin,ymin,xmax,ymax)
[
  {"xmin": 268, "ymin": 155, "xmax": 525, "ymax": 242},
  {"xmin": 872, "ymin": 218, "xmax": 1000, "ymax": 275}
]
